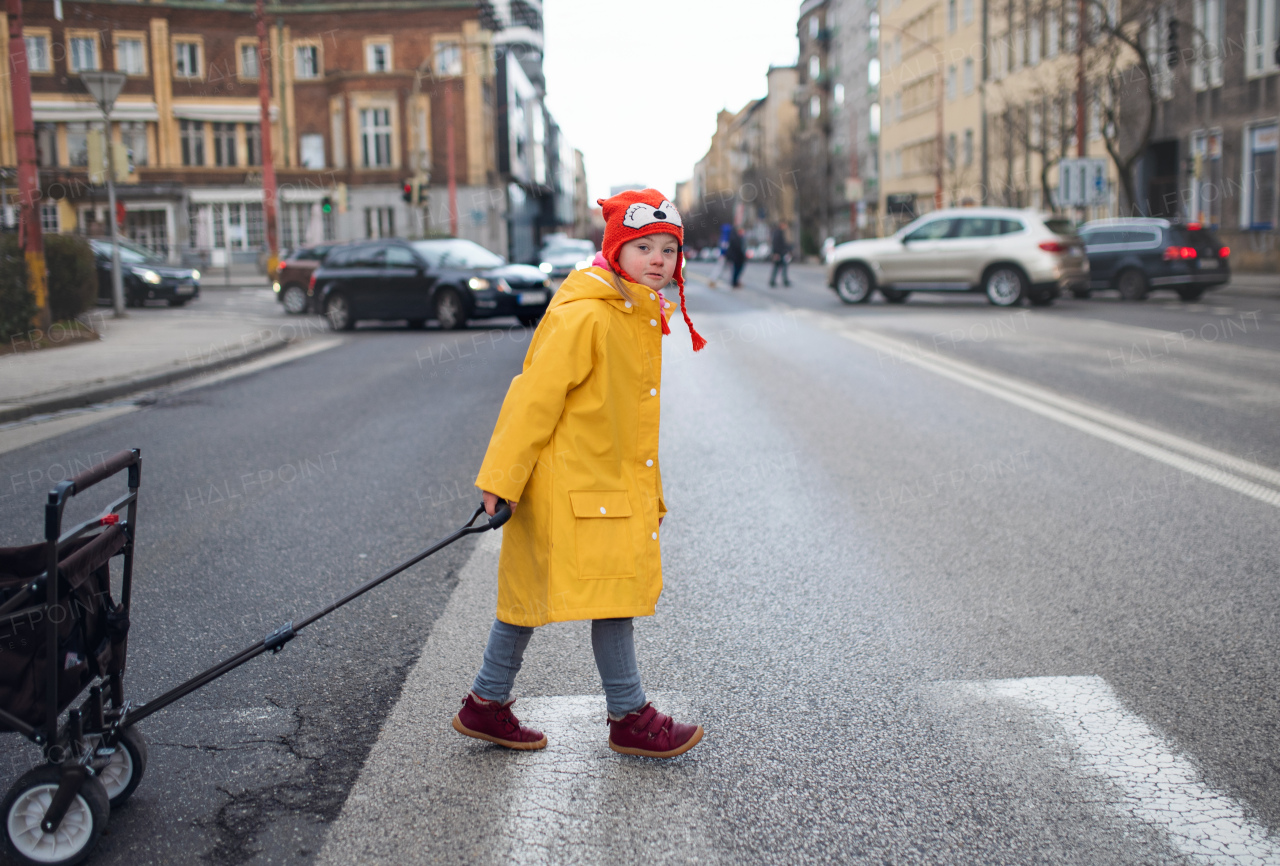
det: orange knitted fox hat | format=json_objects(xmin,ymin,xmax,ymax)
[{"xmin": 597, "ymin": 188, "xmax": 706, "ymax": 352}]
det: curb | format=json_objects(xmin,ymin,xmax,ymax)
[{"xmin": 0, "ymin": 336, "xmax": 295, "ymax": 426}]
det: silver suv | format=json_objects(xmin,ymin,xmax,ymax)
[{"xmin": 826, "ymin": 207, "xmax": 1088, "ymax": 307}]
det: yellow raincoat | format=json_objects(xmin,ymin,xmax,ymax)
[{"xmin": 475, "ymin": 267, "xmax": 678, "ymax": 627}]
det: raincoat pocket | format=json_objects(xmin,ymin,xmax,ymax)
[{"xmin": 568, "ymin": 490, "xmax": 635, "ymax": 579}]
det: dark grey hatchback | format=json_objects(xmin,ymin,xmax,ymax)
[
  {"xmin": 1077, "ymin": 218, "xmax": 1231, "ymax": 301},
  {"xmin": 311, "ymin": 238, "xmax": 552, "ymax": 331}
]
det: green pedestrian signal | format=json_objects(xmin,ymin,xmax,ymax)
[{"xmin": 321, "ymin": 196, "xmax": 333, "ymax": 214}]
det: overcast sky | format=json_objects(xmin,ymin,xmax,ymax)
[{"xmin": 542, "ymin": 1, "xmax": 800, "ymax": 206}]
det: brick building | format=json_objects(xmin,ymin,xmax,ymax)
[{"xmin": 0, "ymin": 0, "xmax": 582, "ymax": 266}]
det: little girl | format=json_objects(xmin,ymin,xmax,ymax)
[{"xmin": 452, "ymin": 188, "xmax": 707, "ymax": 758}]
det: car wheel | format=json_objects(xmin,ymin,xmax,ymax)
[
  {"xmin": 434, "ymin": 288, "xmax": 467, "ymax": 330},
  {"xmin": 518, "ymin": 314, "xmax": 542, "ymax": 328},
  {"xmin": 984, "ymin": 265, "xmax": 1026, "ymax": 306},
  {"xmin": 325, "ymin": 293, "xmax": 355, "ymax": 331},
  {"xmin": 406, "ymin": 319, "xmax": 427, "ymax": 330},
  {"xmin": 880, "ymin": 287, "xmax": 911, "ymax": 304},
  {"xmin": 281, "ymin": 284, "xmax": 309, "ymax": 315},
  {"xmin": 1176, "ymin": 288, "xmax": 1205, "ymax": 302},
  {"xmin": 1116, "ymin": 268, "xmax": 1149, "ymax": 301},
  {"xmin": 834, "ymin": 263, "xmax": 873, "ymax": 304},
  {"xmin": 1070, "ymin": 288, "xmax": 1092, "ymax": 299}
]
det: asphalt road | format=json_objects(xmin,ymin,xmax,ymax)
[{"xmin": 1, "ymin": 275, "xmax": 1278, "ymax": 864}]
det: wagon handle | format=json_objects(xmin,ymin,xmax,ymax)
[{"xmin": 468, "ymin": 498, "xmax": 512, "ymax": 530}]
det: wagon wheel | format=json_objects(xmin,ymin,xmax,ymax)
[
  {"xmin": 2, "ymin": 765, "xmax": 109, "ymax": 866},
  {"xmin": 89, "ymin": 727, "xmax": 148, "ymax": 807}
]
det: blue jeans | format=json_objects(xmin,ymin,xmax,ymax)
[{"xmin": 471, "ymin": 617, "xmax": 647, "ymax": 717}]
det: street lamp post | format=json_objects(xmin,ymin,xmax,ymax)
[{"xmin": 81, "ymin": 71, "xmax": 128, "ymax": 317}]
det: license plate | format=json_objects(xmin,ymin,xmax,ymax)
[
  {"xmin": 1199, "ymin": 260, "xmax": 1218, "ymax": 269},
  {"xmin": 518, "ymin": 290, "xmax": 547, "ymax": 305},
  {"xmin": 176, "ymin": 283, "xmax": 196, "ymax": 294}
]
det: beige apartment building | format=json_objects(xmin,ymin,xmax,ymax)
[{"xmin": 878, "ymin": 0, "xmax": 983, "ymax": 227}]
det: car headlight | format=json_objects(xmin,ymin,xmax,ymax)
[
  {"xmin": 272, "ymin": 281, "xmax": 281, "ymax": 293},
  {"xmin": 468, "ymin": 277, "xmax": 490, "ymax": 291},
  {"xmin": 133, "ymin": 268, "xmax": 162, "ymax": 284},
  {"xmin": 191, "ymin": 270, "xmax": 200, "ymax": 281},
  {"xmin": 574, "ymin": 260, "xmax": 590, "ymax": 271},
  {"xmin": 538, "ymin": 262, "xmax": 553, "ymax": 273}
]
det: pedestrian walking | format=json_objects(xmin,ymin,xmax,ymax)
[
  {"xmin": 726, "ymin": 226, "xmax": 747, "ymax": 288},
  {"xmin": 708, "ymin": 222, "xmax": 732, "ymax": 288},
  {"xmin": 455, "ymin": 188, "xmax": 707, "ymax": 759},
  {"xmin": 768, "ymin": 223, "xmax": 792, "ymax": 288}
]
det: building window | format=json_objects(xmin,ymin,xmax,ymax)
[
  {"xmin": 1247, "ymin": 0, "xmax": 1280, "ymax": 77},
  {"xmin": 434, "ymin": 41, "xmax": 462, "ymax": 76},
  {"xmin": 40, "ymin": 203, "xmax": 60, "ymax": 234},
  {"xmin": 947, "ymin": 65, "xmax": 957, "ymax": 101},
  {"xmin": 35, "ymin": 123, "xmax": 57, "ymax": 167},
  {"xmin": 834, "ymin": 82, "xmax": 845, "ymax": 105},
  {"xmin": 809, "ymin": 95, "xmax": 821, "ymax": 119},
  {"xmin": 1047, "ymin": 10, "xmax": 1060, "ymax": 57},
  {"xmin": 246, "ymin": 203, "xmax": 264, "ymax": 249},
  {"xmin": 69, "ymin": 35, "xmax": 99, "ymax": 72},
  {"xmin": 66, "ymin": 123, "xmax": 91, "ymax": 167},
  {"xmin": 947, "ymin": 133, "xmax": 957, "ymax": 167},
  {"xmin": 239, "ymin": 41, "xmax": 259, "ymax": 79},
  {"xmin": 963, "ymin": 129, "xmax": 974, "ymax": 166},
  {"xmin": 809, "ymin": 14, "xmax": 820, "ymax": 39},
  {"xmin": 1193, "ymin": 0, "xmax": 1223, "ymax": 90},
  {"xmin": 1245, "ymin": 124, "xmax": 1278, "ymax": 229},
  {"xmin": 213, "ymin": 122, "xmax": 237, "ymax": 167},
  {"xmin": 295, "ymin": 44, "xmax": 320, "ymax": 79},
  {"xmin": 300, "ymin": 134, "xmax": 325, "ymax": 169},
  {"xmin": 115, "ymin": 36, "xmax": 146, "ymax": 76},
  {"xmin": 24, "ymin": 34, "xmax": 50, "ymax": 73},
  {"xmin": 962, "ymin": 0, "xmax": 974, "ymax": 25},
  {"xmin": 365, "ymin": 206, "xmax": 395, "ymax": 239},
  {"xmin": 360, "ymin": 108, "xmax": 393, "ymax": 167},
  {"xmin": 366, "ymin": 40, "xmax": 392, "ymax": 73},
  {"xmin": 808, "ymin": 54, "xmax": 820, "ymax": 80},
  {"xmin": 120, "ymin": 122, "xmax": 147, "ymax": 168},
  {"xmin": 245, "ymin": 123, "xmax": 262, "ymax": 166},
  {"xmin": 963, "ymin": 58, "xmax": 974, "ymax": 93},
  {"xmin": 174, "ymin": 40, "xmax": 201, "ymax": 78},
  {"xmin": 1029, "ymin": 16, "xmax": 1042, "ymax": 65},
  {"xmin": 180, "ymin": 119, "xmax": 205, "ymax": 166},
  {"xmin": 1190, "ymin": 130, "xmax": 1222, "ymax": 226},
  {"xmin": 948, "ymin": 0, "xmax": 958, "ymax": 31}
]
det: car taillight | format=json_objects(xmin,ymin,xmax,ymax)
[
  {"xmin": 308, "ymin": 272, "xmax": 317, "ymax": 290},
  {"xmin": 1219, "ymin": 246, "xmax": 1230, "ymax": 259},
  {"xmin": 1163, "ymin": 246, "xmax": 1197, "ymax": 260},
  {"xmin": 1186, "ymin": 223, "xmax": 1201, "ymax": 231},
  {"xmin": 278, "ymin": 260, "xmax": 288, "ymax": 272},
  {"xmin": 1038, "ymin": 241, "xmax": 1067, "ymax": 253}
]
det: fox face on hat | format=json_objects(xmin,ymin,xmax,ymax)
[{"xmin": 597, "ymin": 188, "xmax": 706, "ymax": 352}]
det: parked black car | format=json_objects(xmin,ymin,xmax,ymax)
[
  {"xmin": 91, "ymin": 238, "xmax": 200, "ymax": 307},
  {"xmin": 1077, "ymin": 218, "xmax": 1230, "ymax": 301},
  {"xmin": 311, "ymin": 238, "xmax": 552, "ymax": 331}
]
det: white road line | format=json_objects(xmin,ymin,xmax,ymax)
[
  {"xmin": 823, "ymin": 324, "xmax": 1280, "ymax": 508},
  {"xmin": 966, "ymin": 676, "xmax": 1280, "ymax": 865}
]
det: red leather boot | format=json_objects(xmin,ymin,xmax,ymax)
[
  {"xmin": 452, "ymin": 692, "xmax": 547, "ymax": 750},
  {"xmin": 608, "ymin": 703, "xmax": 703, "ymax": 758}
]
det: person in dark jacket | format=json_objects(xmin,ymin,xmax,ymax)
[
  {"xmin": 768, "ymin": 223, "xmax": 792, "ymax": 288},
  {"xmin": 726, "ymin": 227, "xmax": 747, "ymax": 288}
]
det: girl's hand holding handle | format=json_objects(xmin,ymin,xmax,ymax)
[{"xmin": 483, "ymin": 490, "xmax": 516, "ymax": 517}]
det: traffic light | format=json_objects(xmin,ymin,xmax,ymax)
[
  {"xmin": 321, "ymin": 196, "xmax": 333, "ymax": 214},
  {"xmin": 1166, "ymin": 18, "xmax": 1179, "ymax": 67},
  {"xmin": 402, "ymin": 180, "xmax": 414, "ymax": 204}
]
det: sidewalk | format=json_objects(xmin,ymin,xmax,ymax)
[{"xmin": 0, "ymin": 305, "xmax": 327, "ymax": 425}]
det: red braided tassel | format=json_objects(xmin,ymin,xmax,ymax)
[
  {"xmin": 677, "ymin": 282, "xmax": 707, "ymax": 351},
  {"xmin": 660, "ymin": 313, "xmax": 671, "ymax": 335}
]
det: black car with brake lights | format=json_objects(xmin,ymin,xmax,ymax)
[
  {"xmin": 90, "ymin": 238, "xmax": 201, "ymax": 307},
  {"xmin": 310, "ymin": 238, "xmax": 552, "ymax": 331},
  {"xmin": 1076, "ymin": 218, "xmax": 1231, "ymax": 301}
]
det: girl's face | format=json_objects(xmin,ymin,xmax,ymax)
[{"xmin": 618, "ymin": 233, "xmax": 679, "ymax": 291}]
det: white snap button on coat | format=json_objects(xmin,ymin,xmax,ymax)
[
  {"xmin": 649, "ymin": 318, "xmax": 657, "ymax": 326},
  {"xmin": 646, "ymin": 459, "xmax": 653, "ymax": 466},
  {"xmin": 651, "ymin": 532, "xmax": 658, "ymax": 540},
  {"xmin": 650, "ymin": 388, "xmax": 657, "ymax": 396},
  {"xmin": 649, "ymin": 293, "xmax": 656, "ymax": 300},
  {"xmin": 599, "ymin": 506, "xmax": 607, "ymax": 514},
  {"xmin": 625, "ymin": 301, "xmax": 632, "ymax": 308}
]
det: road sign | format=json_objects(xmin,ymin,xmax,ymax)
[{"xmin": 1058, "ymin": 158, "xmax": 1109, "ymax": 208}]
